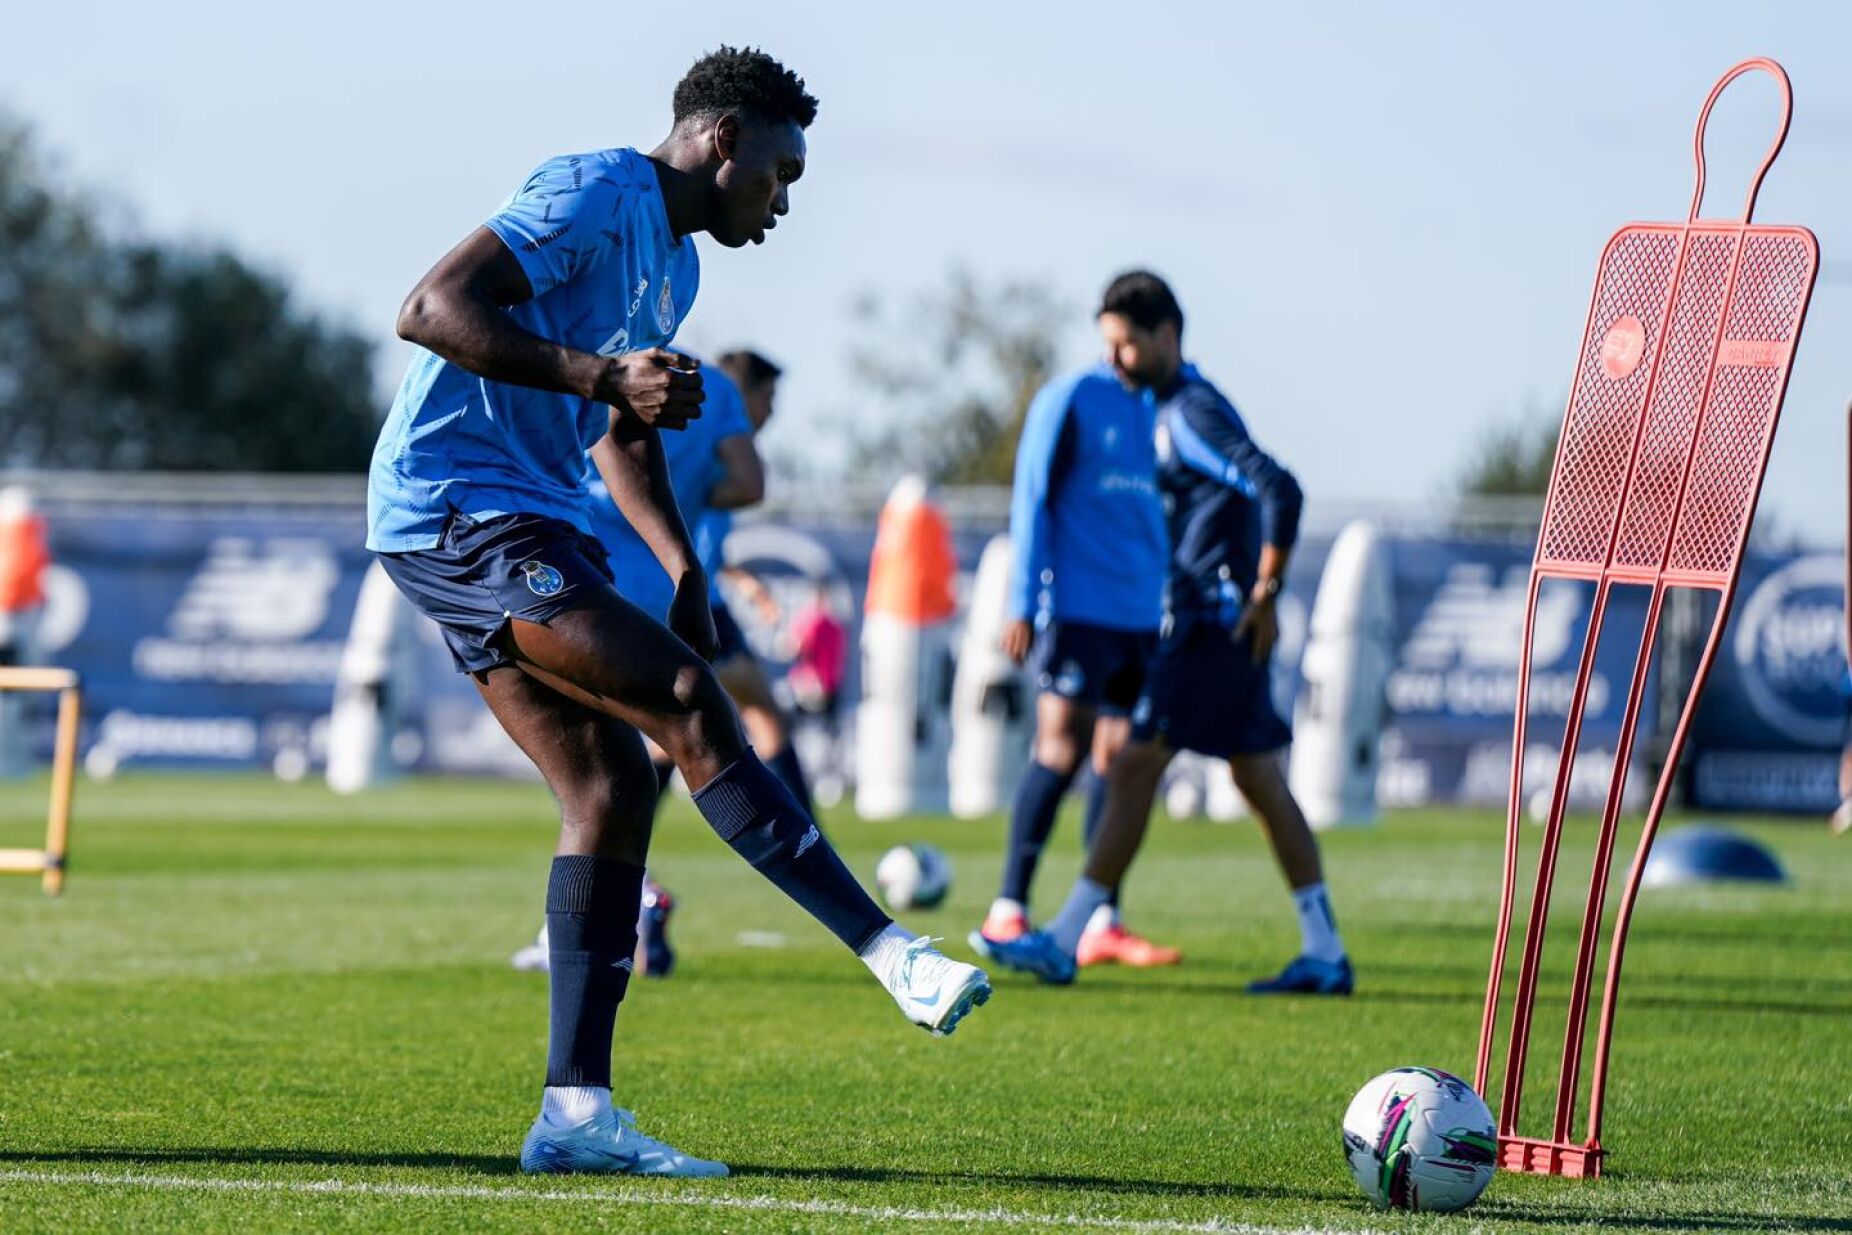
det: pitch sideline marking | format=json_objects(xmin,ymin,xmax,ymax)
[{"xmin": 0, "ymin": 1167, "xmax": 1381, "ymax": 1234}]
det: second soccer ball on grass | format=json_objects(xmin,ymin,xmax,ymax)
[{"xmin": 875, "ymin": 843, "xmax": 952, "ymax": 911}]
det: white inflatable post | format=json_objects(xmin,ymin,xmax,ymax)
[
  {"xmin": 854, "ymin": 476, "xmax": 956, "ymax": 820},
  {"xmin": 326, "ymin": 560, "xmax": 422, "ymax": 793},
  {"xmin": 1203, "ymin": 758, "xmax": 1249, "ymax": 822},
  {"xmin": 948, "ymin": 534, "xmax": 1032, "ymax": 817},
  {"xmin": 1289, "ymin": 520, "xmax": 1395, "ymax": 828}
]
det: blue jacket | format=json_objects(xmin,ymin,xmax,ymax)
[
  {"xmin": 1152, "ymin": 364, "xmax": 1303, "ymax": 624},
  {"xmin": 1008, "ymin": 366, "xmax": 1167, "ymax": 632}
]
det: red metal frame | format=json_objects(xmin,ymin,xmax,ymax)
[{"xmin": 1475, "ymin": 59, "xmax": 1819, "ymax": 1179}]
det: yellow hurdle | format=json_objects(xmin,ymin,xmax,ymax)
[{"xmin": 0, "ymin": 666, "xmax": 81, "ymax": 895}]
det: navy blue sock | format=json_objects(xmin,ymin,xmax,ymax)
[
  {"xmin": 693, "ymin": 753, "xmax": 889, "ymax": 951},
  {"xmin": 545, "ymin": 855, "xmax": 645, "ymax": 1088},
  {"xmin": 1079, "ymin": 767, "xmax": 1120, "ymax": 910},
  {"xmin": 765, "ymin": 743, "xmax": 814, "ymax": 819},
  {"xmin": 999, "ymin": 760, "xmax": 1079, "ymax": 905}
]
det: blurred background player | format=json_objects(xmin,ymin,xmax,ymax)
[
  {"xmin": 969, "ymin": 324, "xmax": 1177, "ymax": 968},
  {"xmin": 785, "ymin": 579, "xmax": 848, "ymax": 775},
  {"xmin": 511, "ymin": 357, "xmax": 763, "ymax": 978},
  {"xmin": 978, "ymin": 271, "xmax": 1352, "ymax": 995},
  {"xmin": 368, "ymin": 47, "xmax": 989, "ymax": 1180},
  {"xmin": 704, "ymin": 348, "xmax": 815, "ymax": 816}
]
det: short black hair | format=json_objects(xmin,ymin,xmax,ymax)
[
  {"xmin": 717, "ymin": 348, "xmax": 783, "ymax": 389},
  {"xmin": 673, "ymin": 46, "xmax": 818, "ymax": 130},
  {"xmin": 1098, "ymin": 270, "xmax": 1183, "ymax": 336}
]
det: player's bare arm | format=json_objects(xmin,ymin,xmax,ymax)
[
  {"xmin": 590, "ymin": 424, "xmax": 717, "ymax": 661},
  {"xmin": 396, "ymin": 228, "xmax": 706, "ymax": 430},
  {"xmin": 705, "ymin": 434, "xmax": 766, "ymax": 510},
  {"xmin": 1234, "ymin": 541, "xmax": 1292, "ymax": 662}
]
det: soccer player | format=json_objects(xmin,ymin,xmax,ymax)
[
  {"xmin": 369, "ymin": 48, "xmax": 989, "ymax": 1178},
  {"xmin": 967, "ymin": 345, "xmax": 1178, "ymax": 968},
  {"xmin": 702, "ymin": 348, "xmax": 815, "ymax": 815},
  {"xmin": 980, "ymin": 271, "xmax": 1353, "ymax": 995}
]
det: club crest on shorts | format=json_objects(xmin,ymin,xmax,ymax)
[
  {"xmin": 657, "ymin": 276, "xmax": 675, "ymax": 333},
  {"xmin": 1054, "ymin": 659, "xmax": 1085, "ymax": 696},
  {"xmin": 519, "ymin": 560, "xmax": 565, "ymax": 597}
]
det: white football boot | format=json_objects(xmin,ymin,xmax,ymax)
[
  {"xmin": 881, "ymin": 936, "xmax": 991, "ymax": 1036},
  {"xmin": 510, "ymin": 924, "xmax": 549, "ymax": 972},
  {"xmin": 520, "ymin": 1103, "xmax": 728, "ymax": 1178}
]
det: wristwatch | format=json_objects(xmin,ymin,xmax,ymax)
[{"xmin": 1253, "ymin": 576, "xmax": 1282, "ymax": 601}]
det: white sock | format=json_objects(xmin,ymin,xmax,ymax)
[
  {"xmin": 1084, "ymin": 903, "xmax": 1119, "ymax": 936},
  {"xmin": 1293, "ymin": 882, "xmax": 1346, "ymax": 963},
  {"xmin": 541, "ymin": 1085, "xmax": 610, "ymax": 1127},
  {"xmin": 857, "ymin": 922, "xmax": 920, "ymax": 986},
  {"xmin": 1047, "ymin": 879, "xmax": 1112, "ymax": 955},
  {"xmin": 988, "ymin": 896, "xmax": 1026, "ymax": 922}
]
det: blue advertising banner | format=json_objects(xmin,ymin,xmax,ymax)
[
  {"xmin": 1687, "ymin": 552, "xmax": 1846, "ymax": 812},
  {"xmin": 30, "ymin": 509, "xmax": 373, "ymax": 773},
  {"xmin": 1376, "ymin": 537, "xmax": 1655, "ymax": 810},
  {"xmin": 14, "ymin": 496, "xmax": 1843, "ymax": 812}
]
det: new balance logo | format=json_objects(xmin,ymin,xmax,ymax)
[
  {"xmin": 793, "ymin": 824, "xmax": 821, "ymax": 859},
  {"xmin": 611, "ymin": 956, "xmax": 635, "ymax": 972}
]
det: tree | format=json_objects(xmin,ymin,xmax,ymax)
[
  {"xmin": 1457, "ymin": 404, "xmax": 1562, "ymax": 497},
  {"xmin": 0, "ymin": 117, "xmax": 379, "ymax": 472},
  {"xmin": 835, "ymin": 267, "xmax": 1069, "ymax": 487}
]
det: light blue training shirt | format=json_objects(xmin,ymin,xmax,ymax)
[{"xmin": 367, "ymin": 147, "xmax": 701, "ymax": 552}]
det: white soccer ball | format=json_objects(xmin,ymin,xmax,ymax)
[
  {"xmin": 874, "ymin": 843, "xmax": 952, "ymax": 911},
  {"xmin": 1342, "ymin": 1067, "xmax": 1497, "ymax": 1213}
]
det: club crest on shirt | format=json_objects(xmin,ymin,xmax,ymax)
[
  {"xmin": 519, "ymin": 561, "xmax": 565, "ymax": 597},
  {"xmin": 657, "ymin": 276, "xmax": 675, "ymax": 333}
]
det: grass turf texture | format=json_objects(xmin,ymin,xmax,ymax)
[{"xmin": 0, "ymin": 775, "xmax": 1846, "ymax": 1233}]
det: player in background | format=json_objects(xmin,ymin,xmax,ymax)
[
  {"xmin": 968, "ymin": 329, "xmax": 1180, "ymax": 968},
  {"xmin": 369, "ymin": 48, "xmax": 989, "ymax": 1179},
  {"xmin": 978, "ymin": 271, "xmax": 1352, "ymax": 995},
  {"xmin": 701, "ymin": 349, "xmax": 815, "ymax": 816}
]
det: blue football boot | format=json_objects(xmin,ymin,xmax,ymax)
[
  {"xmin": 968, "ymin": 927, "xmax": 1077, "ymax": 986},
  {"xmin": 1246, "ymin": 953, "xmax": 1354, "ymax": 995}
]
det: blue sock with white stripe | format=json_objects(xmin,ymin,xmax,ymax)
[
  {"xmin": 1292, "ymin": 882, "xmax": 1346, "ymax": 963},
  {"xmin": 694, "ymin": 752, "xmax": 890, "ymax": 952},
  {"xmin": 1078, "ymin": 768, "xmax": 1121, "ymax": 914},
  {"xmin": 545, "ymin": 855, "xmax": 645, "ymax": 1088}
]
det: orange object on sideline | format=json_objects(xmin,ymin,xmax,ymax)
[
  {"xmin": 863, "ymin": 478, "xmax": 956, "ymax": 623},
  {"xmin": 0, "ymin": 512, "xmax": 48, "ymax": 612}
]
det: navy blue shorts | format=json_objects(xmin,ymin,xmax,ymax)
[
  {"xmin": 376, "ymin": 512, "xmax": 617, "ymax": 674},
  {"xmin": 710, "ymin": 600, "xmax": 751, "ymax": 663},
  {"xmin": 1030, "ymin": 621, "xmax": 1157, "ymax": 714},
  {"xmin": 1131, "ymin": 614, "xmax": 1292, "ymax": 758}
]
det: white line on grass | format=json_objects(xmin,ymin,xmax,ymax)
[{"xmin": 0, "ymin": 1167, "xmax": 1382, "ymax": 1234}]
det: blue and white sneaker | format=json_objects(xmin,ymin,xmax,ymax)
[
  {"xmin": 1246, "ymin": 954, "xmax": 1353, "ymax": 995},
  {"xmin": 883, "ymin": 936, "xmax": 991, "ymax": 1036},
  {"xmin": 969, "ymin": 928, "xmax": 1077, "ymax": 986},
  {"xmin": 510, "ymin": 924, "xmax": 549, "ymax": 973},
  {"xmin": 520, "ymin": 1104, "xmax": 729, "ymax": 1177}
]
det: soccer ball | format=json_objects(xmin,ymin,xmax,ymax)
[
  {"xmin": 874, "ymin": 843, "xmax": 951, "ymax": 911},
  {"xmin": 1342, "ymin": 1067, "xmax": 1497, "ymax": 1213}
]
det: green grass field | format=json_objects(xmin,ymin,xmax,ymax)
[{"xmin": 0, "ymin": 774, "xmax": 1846, "ymax": 1233}]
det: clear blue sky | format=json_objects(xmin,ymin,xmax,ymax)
[{"xmin": 3, "ymin": 1, "xmax": 1848, "ymax": 536}]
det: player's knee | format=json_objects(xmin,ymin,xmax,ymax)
[
  {"xmin": 1229, "ymin": 754, "xmax": 1283, "ymax": 801},
  {"xmin": 1115, "ymin": 741, "xmax": 1170, "ymax": 788},
  {"xmin": 1033, "ymin": 731, "xmax": 1084, "ymax": 773},
  {"xmin": 661, "ymin": 664, "xmax": 744, "ymax": 764}
]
